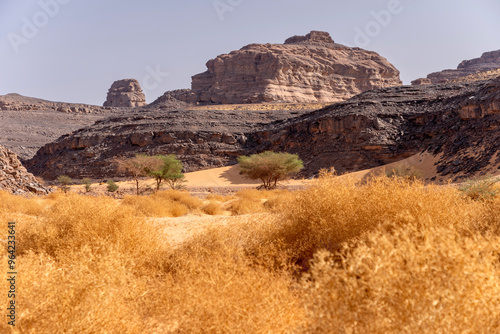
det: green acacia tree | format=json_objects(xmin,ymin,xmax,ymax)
[
  {"xmin": 237, "ymin": 151, "xmax": 304, "ymax": 190},
  {"xmin": 147, "ymin": 155, "xmax": 186, "ymax": 191}
]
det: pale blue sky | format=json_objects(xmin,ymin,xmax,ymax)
[{"xmin": 1, "ymin": 0, "xmax": 499, "ymax": 105}]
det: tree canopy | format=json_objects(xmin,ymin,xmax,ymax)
[
  {"xmin": 147, "ymin": 154, "xmax": 186, "ymax": 191},
  {"xmin": 237, "ymin": 151, "xmax": 303, "ymax": 190},
  {"xmin": 115, "ymin": 154, "xmax": 161, "ymax": 195}
]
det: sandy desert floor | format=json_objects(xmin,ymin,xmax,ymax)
[{"xmin": 61, "ymin": 151, "xmax": 500, "ymax": 247}]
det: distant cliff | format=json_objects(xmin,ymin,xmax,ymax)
[
  {"xmin": 27, "ymin": 77, "xmax": 500, "ymax": 183},
  {"xmin": 412, "ymin": 50, "xmax": 500, "ymax": 85},
  {"xmin": 154, "ymin": 31, "xmax": 402, "ymax": 105}
]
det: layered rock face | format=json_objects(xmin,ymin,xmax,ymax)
[
  {"xmin": 103, "ymin": 79, "xmax": 146, "ymax": 107},
  {"xmin": 26, "ymin": 108, "xmax": 308, "ymax": 179},
  {"xmin": 161, "ymin": 31, "xmax": 402, "ymax": 104},
  {"xmin": 26, "ymin": 77, "xmax": 500, "ymax": 182},
  {"xmin": 252, "ymin": 78, "xmax": 500, "ymax": 179},
  {"xmin": 412, "ymin": 50, "xmax": 500, "ymax": 85},
  {"xmin": 0, "ymin": 145, "xmax": 50, "ymax": 195}
]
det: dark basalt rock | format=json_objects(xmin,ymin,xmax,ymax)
[{"xmin": 26, "ymin": 77, "xmax": 500, "ymax": 180}]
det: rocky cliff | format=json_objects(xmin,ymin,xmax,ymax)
[
  {"xmin": 0, "ymin": 145, "xmax": 50, "ymax": 195},
  {"xmin": 26, "ymin": 77, "xmax": 500, "ymax": 182},
  {"xmin": 251, "ymin": 78, "xmax": 500, "ymax": 180},
  {"xmin": 25, "ymin": 108, "xmax": 308, "ymax": 179},
  {"xmin": 156, "ymin": 31, "xmax": 402, "ymax": 105},
  {"xmin": 104, "ymin": 79, "xmax": 146, "ymax": 107},
  {"xmin": 412, "ymin": 50, "xmax": 500, "ymax": 85}
]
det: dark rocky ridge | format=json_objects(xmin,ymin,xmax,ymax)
[
  {"xmin": 26, "ymin": 108, "xmax": 309, "ymax": 179},
  {"xmin": 26, "ymin": 77, "xmax": 500, "ymax": 181},
  {"xmin": 251, "ymin": 77, "xmax": 500, "ymax": 179},
  {"xmin": 0, "ymin": 93, "xmax": 187, "ymax": 160}
]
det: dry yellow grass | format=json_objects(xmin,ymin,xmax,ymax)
[
  {"xmin": 0, "ymin": 190, "xmax": 47, "ymax": 216},
  {"xmin": 191, "ymin": 102, "xmax": 333, "ymax": 111},
  {"xmin": 201, "ymin": 201, "xmax": 225, "ymax": 215},
  {"xmin": 122, "ymin": 194, "xmax": 189, "ymax": 217},
  {"xmin": 227, "ymin": 189, "xmax": 292, "ymax": 215},
  {"xmin": 205, "ymin": 193, "xmax": 228, "ymax": 202},
  {"xmin": 121, "ymin": 189, "xmax": 206, "ymax": 217},
  {"xmin": 1, "ymin": 174, "xmax": 500, "ymax": 333}
]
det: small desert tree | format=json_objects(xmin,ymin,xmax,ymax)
[
  {"xmin": 147, "ymin": 155, "xmax": 186, "ymax": 191},
  {"xmin": 237, "ymin": 151, "xmax": 304, "ymax": 190},
  {"xmin": 82, "ymin": 178, "xmax": 92, "ymax": 193},
  {"xmin": 57, "ymin": 175, "xmax": 72, "ymax": 194},
  {"xmin": 106, "ymin": 180, "xmax": 119, "ymax": 193},
  {"xmin": 115, "ymin": 154, "xmax": 161, "ymax": 195}
]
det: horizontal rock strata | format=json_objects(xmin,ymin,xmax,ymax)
[
  {"xmin": 157, "ymin": 31, "xmax": 402, "ymax": 104},
  {"xmin": 26, "ymin": 77, "xmax": 500, "ymax": 182}
]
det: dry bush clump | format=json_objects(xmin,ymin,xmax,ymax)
[
  {"xmin": 302, "ymin": 222, "xmax": 500, "ymax": 333},
  {"xmin": 2, "ymin": 175, "xmax": 500, "ymax": 333},
  {"xmin": 266, "ymin": 174, "xmax": 483, "ymax": 270},
  {"xmin": 146, "ymin": 225, "xmax": 306, "ymax": 333},
  {"xmin": 205, "ymin": 193, "xmax": 229, "ymax": 202},
  {"xmin": 154, "ymin": 189, "xmax": 203, "ymax": 209},
  {"xmin": 121, "ymin": 192, "xmax": 190, "ymax": 217},
  {"xmin": 227, "ymin": 189, "xmax": 291, "ymax": 215},
  {"xmin": 458, "ymin": 175, "xmax": 500, "ymax": 201},
  {"xmin": 0, "ymin": 190, "xmax": 47, "ymax": 216},
  {"xmin": 16, "ymin": 194, "xmax": 165, "ymax": 266},
  {"xmin": 0, "ymin": 192, "xmax": 171, "ymax": 333},
  {"xmin": 227, "ymin": 197, "xmax": 265, "ymax": 215},
  {"xmin": 201, "ymin": 201, "xmax": 225, "ymax": 215}
]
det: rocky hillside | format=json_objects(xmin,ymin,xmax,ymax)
[
  {"xmin": 156, "ymin": 31, "xmax": 402, "ymax": 105},
  {"xmin": 0, "ymin": 92, "xmax": 189, "ymax": 160},
  {"xmin": 0, "ymin": 93, "xmax": 112, "ymax": 114},
  {"xmin": 26, "ymin": 77, "xmax": 500, "ymax": 182},
  {"xmin": 103, "ymin": 79, "xmax": 147, "ymax": 107},
  {"xmin": 0, "ymin": 145, "xmax": 50, "ymax": 195},
  {"xmin": 25, "ymin": 108, "xmax": 308, "ymax": 179},
  {"xmin": 251, "ymin": 77, "xmax": 500, "ymax": 180},
  {"xmin": 0, "ymin": 94, "xmax": 123, "ymax": 160},
  {"xmin": 412, "ymin": 50, "xmax": 500, "ymax": 85}
]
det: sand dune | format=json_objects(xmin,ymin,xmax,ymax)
[{"xmin": 183, "ymin": 164, "xmax": 307, "ymax": 188}]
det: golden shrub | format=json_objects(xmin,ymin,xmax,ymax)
[{"xmin": 2, "ymin": 175, "xmax": 500, "ymax": 333}]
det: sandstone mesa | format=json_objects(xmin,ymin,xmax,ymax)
[{"xmin": 157, "ymin": 31, "xmax": 402, "ymax": 105}]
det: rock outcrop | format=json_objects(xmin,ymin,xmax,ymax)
[
  {"xmin": 25, "ymin": 108, "xmax": 308, "ymax": 179},
  {"xmin": 26, "ymin": 77, "xmax": 500, "ymax": 182},
  {"xmin": 159, "ymin": 31, "xmax": 402, "ymax": 104},
  {"xmin": 0, "ymin": 145, "xmax": 50, "ymax": 195},
  {"xmin": 103, "ymin": 79, "xmax": 146, "ymax": 107},
  {"xmin": 412, "ymin": 50, "xmax": 500, "ymax": 85}
]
